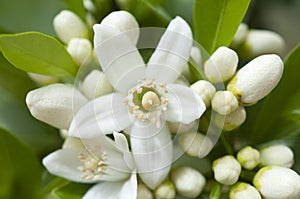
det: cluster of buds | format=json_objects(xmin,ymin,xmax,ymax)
[
  {"xmin": 191, "ymin": 45, "xmax": 284, "ymax": 131},
  {"xmin": 213, "ymin": 144, "xmax": 300, "ymax": 199},
  {"xmin": 231, "ymin": 23, "xmax": 285, "ymax": 58}
]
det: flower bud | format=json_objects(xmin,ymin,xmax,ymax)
[
  {"xmin": 26, "ymin": 84, "xmax": 88, "ymax": 129},
  {"xmin": 253, "ymin": 166, "xmax": 300, "ymax": 199},
  {"xmin": 227, "ymin": 54, "xmax": 283, "ymax": 105},
  {"xmin": 178, "ymin": 132, "xmax": 213, "ymax": 158},
  {"xmin": 260, "ymin": 144, "xmax": 294, "ymax": 168},
  {"xmin": 237, "ymin": 146, "xmax": 260, "ymax": 170},
  {"xmin": 67, "ymin": 38, "xmax": 92, "ymax": 66},
  {"xmin": 212, "ymin": 91, "xmax": 238, "ymax": 115},
  {"xmin": 213, "ymin": 155, "xmax": 241, "ymax": 185},
  {"xmin": 191, "ymin": 80, "xmax": 216, "ymax": 107},
  {"xmin": 154, "ymin": 181, "xmax": 175, "ymax": 199},
  {"xmin": 101, "ymin": 11, "xmax": 139, "ymax": 45},
  {"xmin": 137, "ymin": 184, "xmax": 153, "ymax": 199},
  {"xmin": 231, "ymin": 23, "xmax": 249, "ymax": 48},
  {"xmin": 27, "ymin": 73, "xmax": 59, "ymax": 85},
  {"xmin": 204, "ymin": 46, "xmax": 238, "ymax": 84},
  {"xmin": 230, "ymin": 182, "xmax": 261, "ymax": 199},
  {"xmin": 81, "ymin": 70, "xmax": 113, "ymax": 100},
  {"xmin": 53, "ymin": 10, "xmax": 88, "ymax": 44},
  {"xmin": 216, "ymin": 106, "xmax": 246, "ymax": 131},
  {"xmin": 83, "ymin": 0, "xmax": 96, "ymax": 13},
  {"xmin": 167, "ymin": 120, "xmax": 198, "ymax": 134},
  {"xmin": 171, "ymin": 166, "xmax": 206, "ymax": 198},
  {"xmin": 242, "ymin": 29, "xmax": 285, "ymax": 58}
]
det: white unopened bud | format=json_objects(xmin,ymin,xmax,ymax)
[
  {"xmin": 167, "ymin": 120, "xmax": 198, "ymax": 134},
  {"xmin": 253, "ymin": 166, "xmax": 300, "ymax": 199},
  {"xmin": 213, "ymin": 155, "xmax": 241, "ymax": 185},
  {"xmin": 222, "ymin": 106, "xmax": 246, "ymax": 131},
  {"xmin": 204, "ymin": 46, "xmax": 238, "ymax": 84},
  {"xmin": 260, "ymin": 144, "xmax": 294, "ymax": 168},
  {"xmin": 26, "ymin": 84, "xmax": 88, "ymax": 129},
  {"xmin": 191, "ymin": 80, "xmax": 216, "ymax": 107},
  {"xmin": 237, "ymin": 146, "xmax": 260, "ymax": 170},
  {"xmin": 137, "ymin": 184, "xmax": 153, "ymax": 199},
  {"xmin": 28, "ymin": 73, "xmax": 59, "ymax": 85},
  {"xmin": 230, "ymin": 182, "xmax": 261, "ymax": 199},
  {"xmin": 242, "ymin": 29, "xmax": 285, "ymax": 57},
  {"xmin": 178, "ymin": 132, "xmax": 213, "ymax": 158},
  {"xmin": 81, "ymin": 70, "xmax": 113, "ymax": 100},
  {"xmin": 101, "ymin": 11, "xmax": 139, "ymax": 44},
  {"xmin": 154, "ymin": 181, "xmax": 175, "ymax": 199},
  {"xmin": 67, "ymin": 38, "xmax": 92, "ymax": 66},
  {"xmin": 53, "ymin": 10, "xmax": 88, "ymax": 44},
  {"xmin": 212, "ymin": 91, "xmax": 238, "ymax": 115},
  {"xmin": 227, "ymin": 54, "xmax": 283, "ymax": 105},
  {"xmin": 231, "ymin": 23, "xmax": 249, "ymax": 47},
  {"xmin": 171, "ymin": 166, "xmax": 206, "ymax": 198},
  {"xmin": 83, "ymin": 0, "xmax": 96, "ymax": 13}
]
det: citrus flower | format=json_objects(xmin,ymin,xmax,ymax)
[{"xmin": 69, "ymin": 16, "xmax": 206, "ymax": 189}]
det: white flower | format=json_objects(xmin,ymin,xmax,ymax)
[
  {"xmin": 213, "ymin": 155, "xmax": 241, "ymax": 185},
  {"xmin": 154, "ymin": 181, "xmax": 176, "ymax": 199},
  {"xmin": 191, "ymin": 80, "xmax": 216, "ymax": 107},
  {"xmin": 242, "ymin": 29, "xmax": 285, "ymax": 57},
  {"xmin": 253, "ymin": 166, "xmax": 300, "ymax": 199},
  {"xmin": 43, "ymin": 132, "xmax": 137, "ymax": 199},
  {"xmin": 69, "ymin": 16, "xmax": 206, "ymax": 189},
  {"xmin": 81, "ymin": 70, "xmax": 114, "ymax": 100},
  {"xmin": 178, "ymin": 132, "xmax": 213, "ymax": 158},
  {"xmin": 237, "ymin": 146, "xmax": 260, "ymax": 170},
  {"xmin": 137, "ymin": 184, "xmax": 153, "ymax": 199},
  {"xmin": 26, "ymin": 83, "xmax": 88, "ymax": 129},
  {"xmin": 230, "ymin": 182, "xmax": 261, "ymax": 199},
  {"xmin": 211, "ymin": 91, "xmax": 238, "ymax": 115},
  {"xmin": 204, "ymin": 46, "xmax": 238, "ymax": 84},
  {"xmin": 182, "ymin": 46, "xmax": 203, "ymax": 81},
  {"xmin": 53, "ymin": 10, "xmax": 88, "ymax": 44},
  {"xmin": 67, "ymin": 38, "xmax": 92, "ymax": 66},
  {"xmin": 227, "ymin": 54, "xmax": 284, "ymax": 105},
  {"xmin": 100, "ymin": 10, "xmax": 140, "ymax": 45},
  {"xmin": 167, "ymin": 120, "xmax": 198, "ymax": 134},
  {"xmin": 260, "ymin": 144, "xmax": 294, "ymax": 168},
  {"xmin": 231, "ymin": 23, "xmax": 249, "ymax": 47},
  {"xmin": 171, "ymin": 166, "xmax": 206, "ymax": 198}
]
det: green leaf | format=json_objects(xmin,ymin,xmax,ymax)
[
  {"xmin": 0, "ymin": 32, "xmax": 77, "ymax": 77},
  {"xmin": 246, "ymin": 45, "xmax": 300, "ymax": 144},
  {"xmin": 0, "ymin": 128, "xmax": 42, "ymax": 199},
  {"xmin": 63, "ymin": 0, "xmax": 86, "ymax": 21},
  {"xmin": 193, "ymin": 0, "xmax": 251, "ymax": 54},
  {"xmin": 210, "ymin": 184, "xmax": 222, "ymax": 199},
  {"xmin": 139, "ymin": 0, "xmax": 172, "ymax": 24},
  {"xmin": 53, "ymin": 182, "xmax": 91, "ymax": 199}
]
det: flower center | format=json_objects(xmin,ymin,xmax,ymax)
[
  {"xmin": 124, "ymin": 78, "xmax": 169, "ymax": 127},
  {"xmin": 142, "ymin": 91, "xmax": 160, "ymax": 111},
  {"xmin": 78, "ymin": 146, "xmax": 108, "ymax": 180}
]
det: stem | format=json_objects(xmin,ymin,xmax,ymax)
[
  {"xmin": 220, "ymin": 133, "xmax": 234, "ymax": 155},
  {"xmin": 39, "ymin": 177, "xmax": 69, "ymax": 198}
]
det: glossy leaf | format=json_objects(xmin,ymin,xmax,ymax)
[
  {"xmin": 63, "ymin": 0, "xmax": 86, "ymax": 21},
  {"xmin": 246, "ymin": 45, "xmax": 300, "ymax": 144},
  {"xmin": 193, "ymin": 0, "xmax": 250, "ymax": 54},
  {"xmin": 53, "ymin": 182, "xmax": 91, "ymax": 199},
  {"xmin": 0, "ymin": 128, "xmax": 41, "ymax": 199},
  {"xmin": 0, "ymin": 32, "xmax": 77, "ymax": 77}
]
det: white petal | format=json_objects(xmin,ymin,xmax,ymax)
[
  {"xmin": 113, "ymin": 132, "xmax": 136, "ymax": 170},
  {"xmin": 83, "ymin": 182, "xmax": 123, "ymax": 199},
  {"xmin": 93, "ymin": 24, "xmax": 146, "ymax": 93},
  {"xmin": 146, "ymin": 17, "xmax": 192, "ymax": 83},
  {"xmin": 130, "ymin": 123, "xmax": 172, "ymax": 189},
  {"xmin": 69, "ymin": 93, "xmax": 131, "ymax": 138},
  {"xmin": 119, "ymin": 172, "xmax": 137, "ymax": 199},
  {"xmin": 26, "ymin": 83, "xmax": 87, "ymax": 129},
  {"xmin": 166, "ymin": 84, "xmax": 206, "ymax": 124}
]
